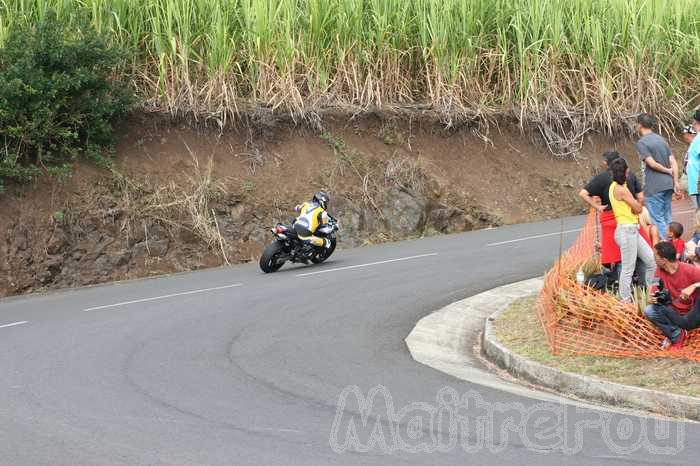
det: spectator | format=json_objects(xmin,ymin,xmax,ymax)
[
  {"xmin": 639, "ymin": 207, "xmax": 659, "ymax": 247},
  {"xmin": 679, "ymin": 125, "xmax": 693, "ymax": 194},
  {"xmin": 578, "ymin": 150, "xmax": 643, "ymax": 266},
  {"xmin": 636, "ymin": 113, "xmax": 680, "ymax": 238},
  {"xmin": 608, "ymin": 157, "xmax": 656, "ymax": 302},
  {"xmin": 683, "ymin": 111, "xmax": 700, "ymax": 210},
  {"xmin": 667, "ymin": 222, "xmax": 685, "ymax": 260},
  {"xmin": 644, "ymin": 241, "xmax": 700, "ymax": 351},
  {"xmin": 681, "ymin": 125, "xmax": 696, "ymax": 178},
  {"xmin": 684, "ymin": 211, "xmax": 700, "ymax": 266}
]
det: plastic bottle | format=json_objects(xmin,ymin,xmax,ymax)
[{"xmin": 576, "ymin": 269, "xmax": 585, "ymax": 285}]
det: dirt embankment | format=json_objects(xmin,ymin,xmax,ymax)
[{"xmin": 0, "ymin": 113, "xmax": 681, "ymax": 297}]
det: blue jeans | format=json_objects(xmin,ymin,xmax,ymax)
[
  {"xmin": 644, "ymin": 301, "xmax": 700, "ymax": 343},
  {"xmin": 645, "ymin": 189, "xmax": 673, "ymax": 238}
]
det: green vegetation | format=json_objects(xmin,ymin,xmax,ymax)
[
  {"xmin": 2, "ymin": 0, "xmax": 699, "ymax": 144},
  {"xmin": 494, "ymin": 296, "xmax": 700, "ymax": 398},
  {"xmin": 0, "ymin": 10, "xmax": 131, "ymax": 190},
  {"xmin": 240, "ymin": 179, "xmax": 256, "ymax": 193},
  {"xmin": 52, "ymin": 211, "xmax": 65, "ymax": 223}
]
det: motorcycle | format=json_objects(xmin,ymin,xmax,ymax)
[{"xmin": 259, "ymin": 216, "xmax": 339, "ymax": 273}]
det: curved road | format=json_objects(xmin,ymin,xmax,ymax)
[{"xmin": 0, "ymin": 215, "xmax": 696, "ymax": 465}]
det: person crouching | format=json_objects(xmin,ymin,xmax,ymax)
[{"xmin": 644, "ymin": 241, "xmax": 700, "ymax": 351}]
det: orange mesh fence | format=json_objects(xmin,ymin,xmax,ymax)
[{"xmin": 536, "ymin": 203, "xmax": 700, "ymax": 360}]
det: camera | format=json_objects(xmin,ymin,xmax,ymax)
[{"xmin": 653, "ymin": 279, "xmax": 672, "ymax": 306}]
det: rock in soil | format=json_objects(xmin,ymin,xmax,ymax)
[{"xmin": 133, "ymin": 239, "xmax": 170, "ymax": 258}]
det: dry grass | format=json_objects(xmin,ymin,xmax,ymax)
[
  {"xmin": 323, "ymin": 132, "xmax": 431, "ymax": 195},
  {"xmin": 4, "ymin": 1, "xmax": 699, "ymax": 157},
  {"xmin": 111, "ymin": 150, "xmax": 230, "ymax": 261},
  {"xmin": 495, "ymin": 296, "xmax": 700, "ymax": 398},
  {"xmin": 321, "ymin": 132, "xmax": 383, "ymax": 220},
  {"xmin": 580, "ymin": 256, "xmax": 603, "ymax": 277},
  {"xmin": 320, "ymin": 131, "xmax": 436, "ymax": 232},
  {"xmin": 384, "ymin": 155, "xmax": 429, "ymax": 193}
]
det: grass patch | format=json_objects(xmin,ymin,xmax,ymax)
[
  {"xmin": 493, "ymin": 296, "xmax": 700, "ymax": 398},
  {"xmin": 110, "ymin": 152, "xmax": 231, "ymax": 262},
  {"xmin": 4, "ymin": 1, "xmax": 698, "ymax": 145}
]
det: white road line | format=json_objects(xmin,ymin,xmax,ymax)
[
  {"xmin": 82, "ymin": 283, "xmax": 243, "ymax": 312},
  {"xmin": 488, "ymin": 208, "xmax": 694, "ymax": 247},
  {"xmin": 0, "ymin": 321, "xmax": 28, "ymax": 329},
  {"xmin": 296, "ymin": 253, "xmax": 438, "ymax": 277},
  {"xmin": 486, "ymin": 228, "xmax": 582, "ymax": 247}
]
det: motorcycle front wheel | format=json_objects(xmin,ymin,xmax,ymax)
[{"xmin": 310, "ymin": 238, "xmax": 336, "ymax": 264}]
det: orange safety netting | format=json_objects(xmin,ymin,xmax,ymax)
[{"xmin": 537, "ymin": 203, "xmax": 700, "ymax": 360}]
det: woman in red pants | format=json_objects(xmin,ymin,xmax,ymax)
[{"xmin": 579, "ymin": 151, "xmax": 644, "ymax": 267}]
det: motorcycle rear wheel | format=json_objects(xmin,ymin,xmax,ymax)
[{"xmin": 260, "ymin": 242, "xmax": 286, "ymax": 273}]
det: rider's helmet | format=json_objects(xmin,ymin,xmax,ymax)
[{"xmin": 313, "ymin": 191, "xmax": 329, "ymax": 210}]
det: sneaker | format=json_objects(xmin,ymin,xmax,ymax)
[
  {"xmin": 668, "ymin": 329, "xmax": 688, "ymax": 352},
  {"xmin": 661, "ymin": 337, "xmax": 671, "ymax": 350}
]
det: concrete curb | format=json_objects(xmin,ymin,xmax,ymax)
[
  {"xmin": 482, "ymin": 289, "xmax": 700, "ymax": 421},
  {"xmin": 405, "ymin": 278, "xmax": 604, "ymax": 406}
]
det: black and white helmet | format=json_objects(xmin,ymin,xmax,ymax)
[{"xmin": 313, "ymin": 191, "xmax": 329, "ymax": 210}]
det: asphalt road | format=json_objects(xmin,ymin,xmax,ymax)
[{"xmin": 0, "ymin": 215, "xmax": 696, "ymax": 465}]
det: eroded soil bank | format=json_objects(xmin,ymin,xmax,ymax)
[{"xmin": 1, "ymin": 113, "xmax": 679, "ymax": 297}]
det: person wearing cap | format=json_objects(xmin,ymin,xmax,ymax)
[
  {"xmin": 684, "ymin": 110, "xmax": 700, "ymax": 209},
  {"xmin": 579, "ymin": 150, "xmax": 643, "ymax": 266},
  {"xmin": 679, "ymin": 124, "xmax": 696, "ymax": 194},
  {"xmin": 682, "ymin": 124, "xmax": 697, "ymax": 152}
]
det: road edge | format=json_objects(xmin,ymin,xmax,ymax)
[
  {"xmin": 481, "ymin": 284, "xmax": 700, "ymax": 421},
  {"xmin": 404, "ymin": 277, "xmax": 605, "ymax": 405}
]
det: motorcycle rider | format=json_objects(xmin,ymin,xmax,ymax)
[{"xmin": 293, "ymin": 191, "xmax": 333, "ymax": 249}]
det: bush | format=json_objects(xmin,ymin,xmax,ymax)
[{"xmin": 0, "ymin": 10, "xmax": 132, "ymax": 192}]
